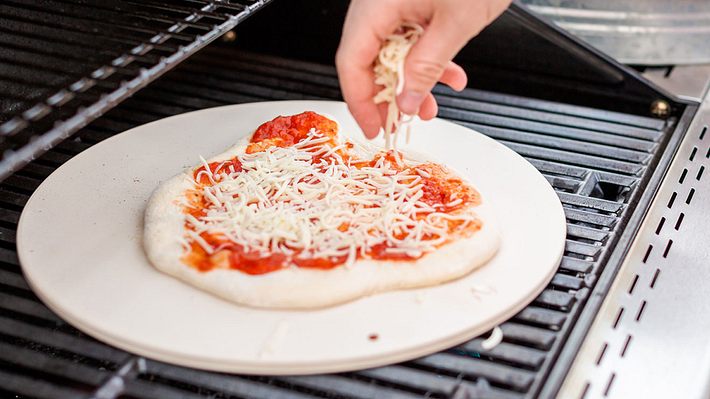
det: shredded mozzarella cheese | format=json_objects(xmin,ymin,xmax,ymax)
[
  {"xmin": 184, "ymin": 130, "xmax": 478, "ymax": 265},
  {"xmin": 374, "ymin": 22, "xmax": 424, "ymax": 156}
]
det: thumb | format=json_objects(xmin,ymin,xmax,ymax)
[{"xmin": 397, "ymin": 14, "xmax": 475, "ymax": 115}]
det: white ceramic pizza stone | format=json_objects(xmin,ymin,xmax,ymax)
[{"xmin": 17, "ymin": 101, "xmax": 565, "ymax": 374}]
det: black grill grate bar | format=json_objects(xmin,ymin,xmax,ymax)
[
  {"xmin": 0, "ymin": 291, "xmax": 63, "ymax": 324},
  {"xmin": 278, "ymin": 375, "xmax": 423, "ymax": 399},
  {"xmin": 551, "ymin": 274, "xmax": 585, "ymax": 291},
  {"xmin": 121, "ymin": 378, "xmax": 211, "ymax": 399},
  {"xmin": 0, "ymin": 368, "xmax": 85, "ymax": 399},
  {"xmin": 51, "ymin": 0, "xmax": 217, "ymax": 24},
  {"xmin": 503, "ymin": 141, "xmax": 642, "ymax": 175},
  {"xmin": 527, "ymin": 159, "xmax": 589, "ymax": 179},
  {"xmin": 61, "ymin": 0, "xmax": 242, "ymax": 23},
  {"xmin": 558, "ymin": 192, "xmax": 624, "ymax": 213},
  {"xmin": 0, "ymin": 41, "xmax": 164, "ymax": 79},
  {"xmin": 500, "ymin": 323, "xmax": 557, "ymax": 350},
  {"xmin": 0, "ymin": 248, "xmax": 19, "ymax": 266},
  {"xmin": 167, "ymin": 66, "xmax": 343, "ymax": 101},
  {"xmin": 3, "ymin": 0, "xmax": 204, "ymax": 28},
  {"xmin": 222, "ymin": 49, "xmax": 670, "ymax": 131},
  {"xmin": 0, "ymin": 5, "xmax": 194, "ymax": 44},
  {"xmin": 413, "ymin": 352, "xmax": 534, "ymax": 392},
  {"xmin": 0, "ymin": 340, "xmax": 109, "ymax": 388},
  {"xmin": 0, "ymin": 22, "xmax": 179, "ymax": 57},
  {"xmin": 437, "ymin": 97, "xmax": 663, "ymax": 140},
  {"xmin": 120, "ymin": 0, "xmax": 250, "ymax": 15},
  {"xmin": 2, "ymin": 176, "xmax": 43, "ymax": 194},
  {"xmin": 436, "ymin": 87, "xmax": 666, "ymax": 130},
  {"xmin": 0, "ymin": 188, "xmax": 26, "ymax": 209},
  {"xmin": 142, "ymin": 360, "xmax": 319, "ymax": 399},
  {"xmin": 0, "ymin": 270, "xmax": 26, "ymax": 291},
  {"xmin": 566, "ymin": 225, "xmax": 609, "ymax": 243},
  {"xmin": 564, "ymin": 208, "xmax": 618, "ymax": 227},
  {"xmin": 514, "ymin": 307, "xmax": 567, "ymax": 329},
  {"xmin": 458, "ymin": 122, "xmax": 650, "ymax": 163},
  {"xmin": 546, "ymin": 175, "xmax": 582, "ymax": 192},
  {"xmin": 0, "ymin": 315, "xmax": 129, "ymax": 365},
  {"xmin": 355, "ymin": 366, "xmax": 465, "ymax": 398},
  {"xmin": 457, "ymin": 341, "xmax": 547, "ymax": 371},
  {"xmin": 535, "ymin": 290, "xmax": 575, "ymax": 310},
  {"xmin": 0, "ymin": 209, "xmax": 19, "ymax": 226},
  {"xmin": 0, "ymin": 48, "xmax": 105, "ymax": 78},
  {"xmin": 464, "ymin": 120, "xmax": 655, "ymax": 154}
]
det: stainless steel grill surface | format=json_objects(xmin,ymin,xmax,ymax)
[
  {"xmin": 0, "ymin": 0, "xmax": 269, "ymax": 181},
  {"xmin": 0, "ymin": 45, "xmax": 686, "ymax": 399}
]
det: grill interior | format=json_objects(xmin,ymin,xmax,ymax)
[
  {"xmin": 0, "ymin": 42, "xmax": 683, "ymax": 398},
  {"xmin": 0, "ymin": 0, "xmax": 268, "ymax": 180}
]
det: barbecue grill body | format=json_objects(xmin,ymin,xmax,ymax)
[{"xmin": 0, "ymin": 1, "xmax": 707, "ymax": 399}]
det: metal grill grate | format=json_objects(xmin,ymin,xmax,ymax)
[
  {"xmin": 0, "ymin": 0, "xmax": 270, "ymax": 181},
  {"xmin": 0, "ymin": 45, "xmax": 683, "ymax": 398}
]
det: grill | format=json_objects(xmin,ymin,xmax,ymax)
[
  {"xmin": 0, "ymin": 0, "xmax": 269, "ymax": 180},
  {"xmin": 0, "ymin": 45, "xmax": 688, "ymax": 398},
  {"xmin": 0, "ymin": 1, "xmax": 703, "ymax": 399}
]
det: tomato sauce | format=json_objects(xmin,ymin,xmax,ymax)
[
  {"xmin": 181, "ymin": 112, "xmax": 482, "ymax": 274},
  {"xmin": 193, "ymin": 158, "xmax": 242, "ymax": 185},
  {"xmin": 246, "ymin": 111, "xmax": 338, "ymax": 154}
]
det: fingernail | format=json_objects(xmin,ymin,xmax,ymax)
[{"xmin": 399, "ymin": 91, "xmax": 425, "ymax": 115}]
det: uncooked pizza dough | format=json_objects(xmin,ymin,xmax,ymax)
[{"xmin": 144, "ymin": 112, "xmax": 499, "ymax": 309}]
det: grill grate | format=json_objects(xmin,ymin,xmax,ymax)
[
  {"xmin": 0, "ymin": 0, "xmax": 270, "ymax": 181},
  {"xmin": 0, "ymin": 45, "xmax": 682, "ymax": 398}
]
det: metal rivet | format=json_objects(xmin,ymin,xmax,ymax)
[
  {"xmin": 650, "ymin": 99, "xmax": 670, "ymax": 118},
  {"xmin": 222, "ymin": 31, "xmax": 237, "ymax": 42}
]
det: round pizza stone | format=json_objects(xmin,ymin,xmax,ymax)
[{"xmin": 18, "ymin": 101, "xmax": 565, "ymax": 374}]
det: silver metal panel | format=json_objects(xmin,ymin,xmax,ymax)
[
  {"xmin": 523, "ymin": 1, "xmax": 710, "ymax": 65},
  {"xmin": 643, "ymin": 65, "xmax": 710, "ymax": 103},
  {"xmin": 557, "ymin": 98, "xmax": 710, "ymax": 398}
]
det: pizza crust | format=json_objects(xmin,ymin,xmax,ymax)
[{"xmin": 144, "ymin": 137, "xmax": 500, "ymax": 309}]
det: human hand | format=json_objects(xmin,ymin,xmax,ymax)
[{"xmin": 336, "ymin": 0, "xmax": 511, "ymax": 138}]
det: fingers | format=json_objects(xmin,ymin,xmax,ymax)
[
  {"xmin": 440, "ymin": 61, "xmax": 467, "ymax": 92},
  {"xmin": 397, "ymin": 13, "xmax": 475, "ymax": 114},
  {"xmin": 414, "ymin": 62, "xmax": 466, "ymax": 121},
  {"xmin": 336, "ymin": 1, "xmax": 401, "ymax": 139},
  {"xmin": 336, "ymin": 40, "xmax": 383, "ymax": 139},
  {"xmin": 419, "ymin": 93, "xmax": 438, "ymax": 120}
]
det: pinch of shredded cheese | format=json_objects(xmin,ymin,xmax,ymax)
[
  {"xmin": 184, "ymin": 129, "xmax": 478, "ymax": 267},
  {"xmin": 374, "ymin": 22, "xmax": 424, "ymax": 157}
]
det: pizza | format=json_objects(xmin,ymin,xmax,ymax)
[{"xmin": 144, "ymin": 111, "xmax": 499, "ymax": 308}]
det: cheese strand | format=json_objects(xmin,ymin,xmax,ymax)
[{"xmin": 373, "ymin": 22, "xmax": 424, "ymax": 158}]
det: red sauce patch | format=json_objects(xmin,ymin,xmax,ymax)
[
  {"xmin": 247, "ymin": 111, "xmax": 338, "ymax": 154},
  {"xmin": 193, "ymin": 158, "xmax": 242, "ymax": 185},
  {"xmin": 416, "ymin": 163, "xmax": 480, "ymax": 211}
]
